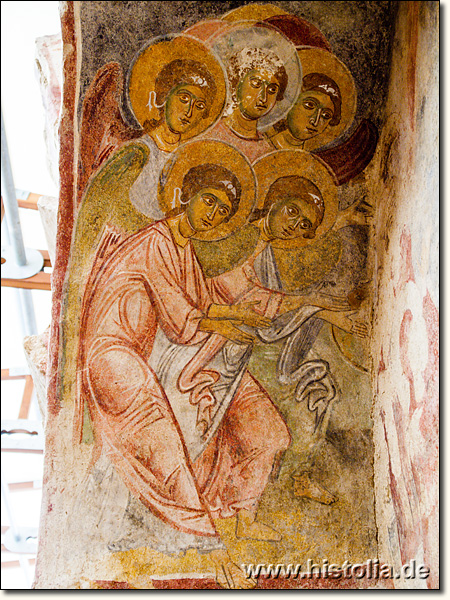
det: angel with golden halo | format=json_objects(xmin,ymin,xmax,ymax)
[
  {"xmin": 60, "ymin": 8, "xmax": 374, "ymax": 588},
  {"xmin": 187, "ymin": 20, "xmax": 303, "ymax": 164},
  {"xmin": 192, "ymin": 149, "xmax": 371, "ymax": 506},
  {"xmin": 76, "ymin": 33, "xmax": 227, "ymax": 213},
  {"xmin": 64, "ymin": 136, "xmax": 350, "ymax": 588},
  {"xmin": 189, "ymin": 4, "xmax": 378, "ymax": 184}
]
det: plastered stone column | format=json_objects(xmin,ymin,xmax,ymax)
[
  {"xmin": 368, "ymin": 1, "xmax": 438, "ymax": 589},
  {"xmin": 30, "ymin": 0, "xmax": 438, "ymax": 590}
]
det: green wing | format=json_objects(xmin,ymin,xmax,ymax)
[
  {"xmin": 59, "ymin": 141, "xmax": 152, "ymax": 438},
  {"xmin": 193, "ymin": 224, "xmax": 261, "ymax": 278}
]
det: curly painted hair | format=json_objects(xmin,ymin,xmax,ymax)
[{"xmin": 227, "ymin": 47, "xmax": 288, "ymax": 104}]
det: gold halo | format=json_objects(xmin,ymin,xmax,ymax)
[
  {"xmin": 211, "ymin": 22, "xmax": 302, "ymax": 131},
  {"xmin": 252, "ymin": 149, "xmax": 339, "ymax": 249},
  {"xmin": 158, "ymin": 140, "xmax": 256, "ymax": 241},
  {"xmin": 297, "ymin": 47, "xmax": 357, "ymax": 151},
  {"xmin": 127, "ymin": 34, "xmax": 227, "ymax": 141},
  {"xmin": 222, "ymin": 3, "xmax": 289, "ymax": 22}
]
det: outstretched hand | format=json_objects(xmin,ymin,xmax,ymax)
[
  {"xmin": 199, "ymin": 317, "xmax": 256, "ymax": 345},
  {"xmin": 334, "ymin": 199, "xmax": 374, "ymax": 230},
  {"xmin": 208, "ymin": 301, "xmax": 272, "ymax": 329},
  {"xmin": 305, "ymin": 292, "xmax": 351, "ymax": 312},
  {"xmin": 228, "ymin": 301, "xmax": 273, "ymax": 329},
  {"xmin": 219, "ymin": 320, "xmax": 256, "ymax": 345},
  {"xmin": 323, "ymin": 310, "xmax": 369, "ymax": 338}
]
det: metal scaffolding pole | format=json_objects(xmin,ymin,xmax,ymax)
[
  {"xmin": 1, "ymin": 107, "xmax": 27, "ymax": 266},
  {"xmin": 1, "ymin": 105, "xmax": 41, "ymax": 336}
]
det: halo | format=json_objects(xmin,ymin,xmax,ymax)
[
  {"xmin": 296, "ymin": 47, "xmax": 357, "ymax": 151},
  {"xmin": 183, "ymin": 19, "xmax": 229, "ymax": 43},
  {"xmin": 252, "ymin": 149, "xmax": 339, "ymax": 249},
  {"xmin": 157, "ymin": 140, "xmax": 256, "ymax": 241},
  {"xmin": 221, "ymin": 4, "xmax": 289, "ymax": 22},
  {"xmin": 127, "ymin": 34, "xmax": 227, "ymax": 141},
  {"xmin": 211, "ymin": 23, "xmax": 302, "ymax": 131}
]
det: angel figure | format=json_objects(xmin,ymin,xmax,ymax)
[
  {"xmin": 192, "ymin": 150, "xmax": 370, "ymax": 505},
  {"xmin": 197, "ymin": 22, "xmax": 302, "ymax": 164},
  {"xmin": 262, "ymin": 39, "xmax": 378, "ymax": 185},
  {"xmin": 77, "ymin": 33, "xmax": 227, "ymax": 212}
]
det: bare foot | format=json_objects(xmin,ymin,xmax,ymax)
[
  {"xmin": 292, "ymin": 472, "xmax": 336, "ymax": 505},
  {"xmin": 236, "ymin": 509, "xmax": 282, "ymax": 541},
  {"xmin": 211, "ymin": 549, "xmax": 257, "ymax": 589}
]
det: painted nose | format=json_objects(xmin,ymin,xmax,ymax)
[
  {"xmin": 185, "ymin": 99, "xmax": 194, "ymax": 118},
  {"xmin": 310, "ymin": 109, "xmax": 322, "ymax": 127},
  {"xmin": 259, "ymin": 84, "xmax": 268, "ymax": 104},
  {"xmin": 206, "ymin": 204, "xmax": 218, "ymax": 221},
  {"xmin": 289, "ymin": 216, "xmax": 303, "ymax": 231}
]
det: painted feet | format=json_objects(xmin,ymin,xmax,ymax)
[
  {"xmin": 292, "ymin": 472, "xmax": 336, "ymax": 505},
  {"xmin": 211, "ymin": 548, "xmax": 256, "ymax": 589},
  {"xmin": 235, "ymin": 509, "xmax": 282, "ymax": 541},
  {"xmin": 215, "ymin": 560, "xmax": 257, "ymax": 589}
]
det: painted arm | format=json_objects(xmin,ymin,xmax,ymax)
[
  {"xmin": 145, "ymin": 238, "xmax": 212, "ymax": 345},
  {"xmin": 278, "ymin": 291, "xmax": 351, "ymax": 315}
]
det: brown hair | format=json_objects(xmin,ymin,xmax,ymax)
[
  {"xmin": 301, "ymin": 72, "xmax": 341, "ymax": 126},
  {"xmin": 143, "ymin": 59, "xmax": 217, "ymax": 131},
  {"xmin": 273, "ymin": 72, "xmax": 342, "ymax": 134},
  {"xmin": 180, "ymin": 163, "xmax": 242, "ymax": 220},
  {"xmin": 251, "ymin": 175, "xmax": 324, "ymax": 238}
]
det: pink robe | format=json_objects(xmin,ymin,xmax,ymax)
[
  {"xmin": 79, "ymin": 221, "xmax": 290, "ymax": 537},
  {"xmin": 199, "ymin": 120, "xmax": 273, "ymax": 164}
]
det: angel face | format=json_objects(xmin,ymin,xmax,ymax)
[
  {"xmin": 287, "ymin": 90, "xmax": 335, "ymax": 141},
  {"xmin": 267, "ymin": 195, "xmax": 321, "ymax": 240},
  {"xmin": 237, "ymin": 69, "xmax": 281, "ymax": 121},
  {"xmin": 186, "ymin": 187, "xmax": 233, "ymax": 232},
  {"xmin": 165, "ymin": 84, "xmax": 208, "ymax": 134}
]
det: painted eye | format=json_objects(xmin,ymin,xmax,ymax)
[
  {"xmin": 219, "ymin": 207, "xmax": 230, "ymax": 216},
  {"xmin": 195, "ymin": 101, "xmax": 206, "ymax": 111},
  {"xmin": 300, "ymin": 219, "xmax": 312, "ymax": 229},
  {"xmin": 322, "ymin": 111, "xmax": 333, "ymax": 120},
  {"xmin": 202, "ymin": 196, "xmax": 215, "ymax": 206},
  {"xmin": 249, "ymin": 78, "xmax": 262, "ymax": 88},
  {"xmin": 303, "ymin": 100, "xmax": 316, "ymax": 110},
  {"xmin": 287, "ymin": 206, "xmax": 299, "ymax": 217},
  {"xmin": 267, "ymin": 84, "xmax": 279, "ymax": 95},
  {"xmin": 178, "ymin": 93, "xmax": 190, "ymax": 104}
]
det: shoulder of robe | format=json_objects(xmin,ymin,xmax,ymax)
[{"xmin": 193, "ymin": 224, "xmax": 261, "ymax": 278}]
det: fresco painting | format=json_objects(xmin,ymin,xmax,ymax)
[{"xmin": 32, "ymin": 1, "xmax": 438, "ymax": 590}]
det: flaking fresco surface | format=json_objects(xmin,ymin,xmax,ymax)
[{"xmin": 33, "ymin": 1, "xmax": 416, "ymax": 590}]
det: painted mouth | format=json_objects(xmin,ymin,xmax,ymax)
[
  {"xmin": 201, "ymin": 219, "xmax": 212, "ymax": 227},
  {"xmin": 306, "ymin": 127, "xmax": 318, "ymax": 134}
]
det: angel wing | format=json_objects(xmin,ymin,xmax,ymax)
[
  {"xmin": 313, "ymin": 119, "xmax": 379, "ymax": 185},
  {"xmin": 77, "ymin": 62, "xmax": 144, "ymax": 205},
  {"xmin": 57, "ymin": 142, "xmax": 153, "ymax": 441},
  {"xmin": 264, "ymin": 14, "xmax": 332, "ymax": 51}
]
